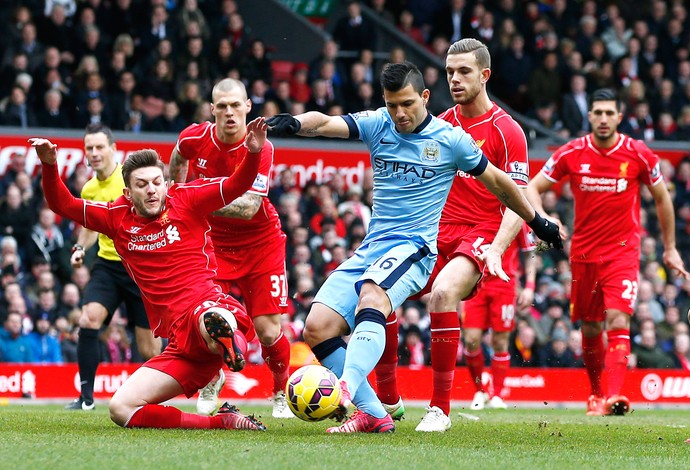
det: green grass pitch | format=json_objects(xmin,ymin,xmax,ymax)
[{"xmin": 1, "ymin": 403, "xmax": 689, "ymax": 469}]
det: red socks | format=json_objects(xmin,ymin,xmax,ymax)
[
  {"xmin": 127, "ymin": 404, "xmax": 222, "ymax": 429},
  {"xmin": 464, "ymin": 348, "xmax": 485, "ymax": 393},
  {"xmin": 491, "ymin": 351, "xmax": 510, "ymax": 397},
  {"xmin": 606, "ymin": 329, "xmax": 630, "ymax": 396},
  {"xmin": 374, "ymin": 316, "xmax": 401, "ymax": 405},
  {"xmin": 582, "ymin": 332, "xmax": 605, "ymax": 397},
  {"xmin": 261, "ymin": 332, "xmax": 291, "ymax": 395},
  {"xmin": 429, "ymin": 311, "xmax": 460, "ymax": 415}
]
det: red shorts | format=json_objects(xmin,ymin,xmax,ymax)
[
  {"xmin": 416, "ymin": 224, "xmax": 493, "ymax": 298},
  {"xmin": 462, "ymin": 283, "xmax": 517, "ymax": 332},
  {"xmin": 570, "ymin": 259, "xmax": 639, "ymax": 323},
  {"xmin": 144, "ymin": 296, "xmax": 255, "ymax": 397},
  {"xmin": 214, "ymin": 236, "xmax": 288, "ymax": 317}
]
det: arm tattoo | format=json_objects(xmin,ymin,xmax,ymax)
[
  {"xmin": 212, "ymin": 193, "xmax": 262, "ymax": 220},
  {"xmin": 303, "ymin": 127, "xmax": 320, "ymax": 136},
  {"xmin": 498, "ymin": 191, "xmax": 510, "ymax": 206},
  {"xmin": 168, "ymin": 151, "xmax": 188, "ymax": 184}
]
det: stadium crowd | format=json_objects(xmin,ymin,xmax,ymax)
[{"xmin": 1, "ymin": 0, "xmax": 690, "ymax": 374}]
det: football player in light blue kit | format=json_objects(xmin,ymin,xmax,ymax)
[{"xmin": 267, "ymin": 62, "xmax": 561, "ymax": 433}]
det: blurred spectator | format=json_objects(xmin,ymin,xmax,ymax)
[
  {"xmin": 27, "ymin": 312, "xmax": 63, "ymax": 363},
  {"xmin": 567, "ymin": 329, "xmax": 585, "ymax": 367},
  {"xmin": 561, "ymin": 73, "xmax": 589, "ymax": 137},
  {"xmin": 398, "ymin": 324, "xmax": 429, "ymax": 367},
  {"xmin": 210, "ymin": 38, "xmax": 240, "ymax": 81},
  {"xmin": 37, "ymin": 88, "xmax": 73, "ymax": 128},
  {"xmin": 529, "ymin": 101, "xmax": 566, "ymax": 137},
  {"xmin": 332, "ymin": 1, "xmax": 377, "ymax": 64},
  {"xmin": 0, "ymin": 311, "xmax": 33, "ymax": 362},
  {"xmin": 671, "ymin": 332, "xmax": 690, "ymax": 370},
  {"xmin": 100, "ymin": 323, "xmax": 132, "ymax": 363},
  {"xmin": 632, "ymin": 328, "xmax": 674, "ymax": 368},
  {"xmin": 110, "ymin": 71, "xmax": 139, "ymax": 130},
  {"xmin": 143, "ymin": 100, "xmax": 186, "ymax": 133},
  {"xmin": 0, "ymin": 185, "xmax": 34, "ymax": 249},
  {"xmin": 57, "ymin": 282, "xmax": 81, "ymax": 319},
  {"xmin": 10, "ymin": 21, "xmax": 45, "ymax": 73},
  {"xmin": 509, "ymin": 323, "xmax": 541, "ymax": 367},
  {"xmin": 432, "ymin": 0, "xmax": 469, "ymax": 44},
  {"xmin": 28, "ymin": 208, "xmax": 69, "ymax": 283},
  {"xmin": 398, "ymin": 10, "xmax": 426, "ymax": 47},
  {"xmin": 138, "ymin": 4, "xmax": 176, "ymax": 56},
  {"xmin": 31, "ymin": 288, "xmax": 59, "ymax": 323},
  {"xmin": 60, "ymin": 324, "xmax": 79, "ymax": 362},
  {"xmin": 494, "ymin": 34, "xmax": 532, "ymax": 113},
  {"xmin": 539, "ymin": 328, "xmax": 577, "ymax": 367},
  {"xmin": 368, "ymin": 0, "xmax": 396, "ymax": 25},
  {"xmin": 37, "ymin": 4, "xmax": 76, "ymax": 65},
  {"xmin": 0, "ymin": 85, "xmax": 37, "ymax": 128},
  {"xmin": 177, "ymin": 0, "xmax": 211, "ymax": 42}
]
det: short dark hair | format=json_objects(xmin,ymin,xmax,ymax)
[
  {"xmin": 84, "ymin": 123, "xmax": 115, "ymax": 145},
  {"xmin": 380, "ymin": 61, "xmax": 425, "ymax": 94},
  {"xmin": 121, "ymin": 149, "xmax": 164, "ymax": 187},
  {"xmin": 589, "ymin": 88, "xmax": 620, "ymax": 111}
]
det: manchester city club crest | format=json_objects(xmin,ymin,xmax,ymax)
[{"xmin": 421, "ymin": 141, "xmax": 440, "ymax": 162}]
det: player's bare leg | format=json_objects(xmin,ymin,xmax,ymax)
[
  {"xmin": 254, "ymin": 313, "xmax": 293, "ymax": 418},
  {"xmin": 134, "ymin": 326, "xmax": 162, "ymax": 360},
  {"xmin": 110, "ymin": 367, "xmax": 264, "ymax": 430},
  {"xmin": 417, "ymin": 256, "xmax": 480, "ymax": 432}
]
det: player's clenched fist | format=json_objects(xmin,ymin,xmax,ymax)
[{"xmin": 266, "ymin": 113, "xmax": 301, "ymax": 136}]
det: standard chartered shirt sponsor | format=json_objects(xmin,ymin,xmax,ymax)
[
  {"xmin": 579, "ymin": 176, "xmax": 627, "ymax": 193},
  {"xmin": 127, "ymin": 227, "xmax": 179, "ymax": 251}
]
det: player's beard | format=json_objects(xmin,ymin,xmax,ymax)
[
  {"xmin": 453, "ymin": 82, "xmax": 481, "ymax": 105},
  {"xmin": 593, "ymin": 127, "xmax": 615, "ymax": 142},
  {"xmin": 132, "ymin": 197, "xmax": 164, "ymax": 218}
]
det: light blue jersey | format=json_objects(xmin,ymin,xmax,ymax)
[
  {"xmin": 343, "ymin": 107, "xmax": 486, "ymax": 254},
  {"xmin": 315, "ymin": 108, "xmax": 488, "ymax": 324}
]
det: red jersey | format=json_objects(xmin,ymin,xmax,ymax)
[
  {"xmin": 175, "ymin": 122, "xmax": 282, "ymax": 249},
  {"xmin": 437, "ymin": 103, "xmax": 529, "ymax": 227},
  {"xmin": 41, "ymin": 156, "xmax": 258, "ymax": 338},
  {"xmin": 541, "ymin": 134, "xmax": 662, "ymax": 262},
  {"xmin": 483, "ymin": 223, "xmax": 535, "ymax": 290}
]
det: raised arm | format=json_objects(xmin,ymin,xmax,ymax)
[
  {"xmin": 29, "ymin": 138, "xmax": 113, "ymax": 237},
  {"xmin": 266, "ymin": 112, "xmax": 350, "ymax": 139}
]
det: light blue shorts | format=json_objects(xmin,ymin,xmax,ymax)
[{"xmin": 313, "ymin": 237, "xmax": 436, "ymax": 332}]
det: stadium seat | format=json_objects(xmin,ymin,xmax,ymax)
[{"xmin": 271, "ymin": 60, "xmax": 295, "ymax": 87}]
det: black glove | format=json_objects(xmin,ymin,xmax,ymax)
[
  {"xmin": 266, "ymin": 113, "xmax": 301, "ymax": 136},
  {"xmin": 528, "ymin": 212, "xmax": 563, "ymax": 251}
]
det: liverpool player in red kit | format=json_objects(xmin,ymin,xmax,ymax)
[
  {"xmin": 169, "ymin": 78, "xmax": 291, "ymax": 418},
  {"xmin": 29, "ymin": 118, "xmax": 269, "ymax": 431},
  {"xmin": 527, "ymin": 88, "xmax": 689, "ymax": 416}
]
